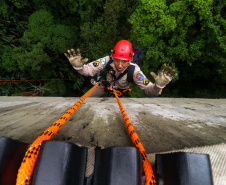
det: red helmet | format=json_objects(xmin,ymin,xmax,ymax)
[{"xmin": 112, "ymin": 40, "xmax": 133, "ymax": 60}]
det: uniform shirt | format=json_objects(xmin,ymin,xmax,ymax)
[{"xmin": 74, "ymin": 56, "xmax": 162, "ymax": 96}]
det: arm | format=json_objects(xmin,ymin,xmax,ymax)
[
  {"xmin": 133, "ymin": 64, "xmax": 177, "ymax": 97},
  {"xmin": 133, "ymin": 67, "xmax": 162, "ymax": 97},
  {"xmin": 64, "ymin": 49, "xmax": 110, "ymax": 76},
  {"xmin": 150, "ymin": 63, "xmax": 177, "ymax": 89},
  {"xmin": 78, "ymin": 56, "xmax": 110, "ymax": 76}
]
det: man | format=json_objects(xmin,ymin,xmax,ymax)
[{"xmin": 64, "ymin": 40, "xmax": 177, "ymax": 97}]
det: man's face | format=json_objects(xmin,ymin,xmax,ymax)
[{"xmin": 113, "ymin": 58, "xmax": 130, "ymax": 72}]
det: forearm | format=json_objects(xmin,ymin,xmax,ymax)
[
  {"xmin": 74, "ymin": 64, "xmax": 99, "ymax": 76},
  {"xmin": 144, "ymin": 84, "xmax": 162, "ymax": 97},
  {"xmin": 74, "ymin": 56, "xmax": 110, "ymax": 76}
]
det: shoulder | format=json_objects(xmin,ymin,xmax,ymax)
[
  {"xmin": 88, "ymin": 56, "xmax": 110, "ymax": 67},
  {"xmin": 131, "ymin": 63, "xmax": 141, "ymax": 74}
]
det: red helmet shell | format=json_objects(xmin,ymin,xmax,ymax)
[{"xmin": 112, "ymin": 40, "xmax": 133, "ymax": 60}]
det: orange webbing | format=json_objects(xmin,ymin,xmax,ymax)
[
  {"xmin": 16, "ymin": 82, "xmax": 99, "ymax": 185},
  {"xmin": 114, "ymin": 89, "xmax": 132, "ymax": 97},
  {"xmin": 100, "ymin": 84, "xmax": 105, "ymax": 92},
  {"xmin": 113, "ymin": 89, "xmax": 156, "ymax": 185}
]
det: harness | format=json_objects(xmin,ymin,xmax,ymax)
[
  {"xmin": 105, "ymin": 58, "xmax": 136, "ymax": 83},
  {"xmin": 90, "ymin": 45, "xmax": 144, "ymax": 97},
  {"xmin": 100, "ymin": 81, "xmax": 132, "ymax": 97},
  {"xmin": 105, "ymin": 45, "xmax": 143, "ymax": 84}
]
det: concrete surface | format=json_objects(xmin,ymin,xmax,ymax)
[
  {"xmin": 0, "ymin": 96, "xmax": 225, "ymax": 184},
  {"xmin": 0, "ymin": 96, "xmax": 225, "ymax": 152}
]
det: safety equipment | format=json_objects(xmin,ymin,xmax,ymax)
[
  {"xmin": 64, "ymin": 49, "xmax": 88, "ymax": 70},
  {"xmin": 113, "ymin": 89, "xmax": 156, "ymax": 185},
  {"xmin": 106, "ymin": 45, "xmax": 143, "ymax": 83},
  {"xmin": 112, "ymin": 40, "xmax": 133, "ymax": 61},
  {"xmin": 151, "ymin": 63, "xmax": 178, "ymax": 88},
  {"xmin": 16, "ymin": 81, "xmax": 101, "ymax": 185},
  {"xmin": 100, "ymin": 81, "xmax": 132, "ymax": 97}
]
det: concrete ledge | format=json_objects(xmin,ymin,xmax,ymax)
[{"xmin": 0, "ymin": 96, "xmax": 225, "ymax": 153}]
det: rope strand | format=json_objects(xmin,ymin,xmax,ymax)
[
  {"xmin": 113, "ymin": 89, "xmax": 156, "ymax": 185},
  {"xmin": 16, "ymin": 82, "xmax": 100, "ymax": 185}
]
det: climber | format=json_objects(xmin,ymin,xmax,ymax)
[{"xmin": 64, "ymin": 40, "xmax": 177, "ymax": 97}]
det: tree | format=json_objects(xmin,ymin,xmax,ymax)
[
  {"xmin": 0, "ymin": 0, "xmax": 30, "ymax": 95},
  {"xmin": 80, "ymin": 0, "xmax": 140, "ymax": 60},
  {"xmin": 11, "ymin": 9, "xmax": 83, "ymax": 96},
  {"xmin": 129, "ymin": 0, "xmax": 226, "ymax": 83}
]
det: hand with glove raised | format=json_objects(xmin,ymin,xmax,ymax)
[
  {"xmin": 64, "ymin": 49, "xmax": 88, "ymax": 70},
  {"xmin": 151, "ymin": 64, "xmax": 177, "ymax": 89}
]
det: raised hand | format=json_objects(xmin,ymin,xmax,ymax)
[
  {"xmin": 150, "ymin": 64, "xmax": 177, "ymax": 88},
  {"xmin": 64, "ymin": 49, "xmax": 88, "ymax": 69}
]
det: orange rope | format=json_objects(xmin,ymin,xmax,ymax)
[
  {"xmin": 113, "ymin": 89, "xmax": 156, "ymax": 185},
  {"xmin": 100, "ymin": 84, "xmax": 132, "ymax": 97},
  {"xmin": 113, "ymin": 89, "xmax": 132, "ymax": 97},
  {"xmin": 16, "ymin": 82, "xmax": 100, "ymax": 185}
]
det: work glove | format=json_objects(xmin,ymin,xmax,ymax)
[
  {"xmin": 150, "ymin": 64, "xmax": 177, "ymax": 89},
  {"xmin": 64, "ymin": 49, "xmax": 88, "ymax": 70}
]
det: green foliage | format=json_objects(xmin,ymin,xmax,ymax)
[
  {"xmin": 0, "ymin": 1, "xmax": 8, "ymax": 18},
  {"xmin": 52, "ymin": 25, "xmax": 79, "ymax": 53},
  {"xmin": 44, "ymin": 80, "xmax": 67, "ymax": 96},
  {"xmin": 32, "ymin": 0, "xmax": 79, "ymax": 17},
  {"xmin": 28, "ymin": 9, "xmax": 54, "ymax": 41},
  {"xmin": 1, "ymin": 46, "xmax": 17, "ymax": 72},
  {"xmin": 161, "ymin": 82, "xmax": 226, "ymax": 99},
  {"xmin": 72, "ymin": 75, "xmax": 86, "ymax": 91},
  {"xmin": 12, "ymin": 9, "xmax": 79, "ymax": 78},
  {"xmin": 129, "ymin": 83, "xmax": 146, "ymax": 98},
  {"xmin": 1, "ymin": 0, "xmax": 225, "ymax": 98},
  {"xmin": 129, "ymin": 0, "xmax": 226, "ymax": 83},
  {"xmin": 13, "ymin": 42, "xmax": 52, "ymax": 78},
  {"xmin": 8, "ymin": 0, "xmax": 30, "ymax": 9},
  {"xmin": 0, "ymin": 72, "xmax": 28, "ymax": 96},
  {"xmin": 80, "ymin": 0, "xmax": 140, "ymax": 60}
]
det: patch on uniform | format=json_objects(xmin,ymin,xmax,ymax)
[
  {"xmin": 93, "ymin": 61, "xmax": 99, "ymax": 67},
  {"xmin": 143, "ymin": 78, "xmax": 149, "ymax": 85},
  {"xmin": 135, "ymin": 71, "xmax": 144, "ymax": 80},
  {"xmin": 122, "ymin": 74, "xmax": 127, "ymax": 80},
  {"xmin": 101, "ymin": 58, "xmax": 106, "ymax": 65}
]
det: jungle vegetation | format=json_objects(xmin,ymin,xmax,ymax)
[{"xmin": 0, "ymin": 0, "xmax": 226, "ymax": 98}]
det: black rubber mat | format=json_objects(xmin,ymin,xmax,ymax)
[
  {"xmin": 92, "ymin": 146, "xmax": 143, "ymax": 185},
  {"xmin": 32, "ymin": 140, "xmax": 87, "ymax": 185},
  {"xmin": 155, "ymin": 152, "xmax": 213, "ymax": 185},
  {"xmin": 0, "ymin": 136, "xmax": 29, "ymax": 185},
  {"xmin": 0, "ymin": 136, "xmax": 213, "ymax": 185}
]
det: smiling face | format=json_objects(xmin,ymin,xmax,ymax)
[{"xmin": 113, "ymin": 58, "xmax": 130, "ymax": 72}]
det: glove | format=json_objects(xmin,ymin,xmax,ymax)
[
  {"xmin": 64, "ymin": 49, "xmax": 88, "ymax": 70},
  {"xmin": 150, "ymin": 63, "xmax": 177, "ymax": 89}
]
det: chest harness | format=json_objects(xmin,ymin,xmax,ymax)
[
  {"xmin": 91, "ymin": 46, "xmax": 143, "ymax": 96},
  {"xmin": 99, "ymin": 58, "xmax": 136, "ymax": 96}
]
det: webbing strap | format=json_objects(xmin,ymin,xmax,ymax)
[
  {"xmin": 16, "ymin": 82, "xmax": 100, "ymax": 185},
  {"xmin": 113, "ymin": 89, "xmax": 156, "ymax": 185},
  {"xmin": 113, "ymin": 89, "xmax": 132, "ymax": 97}
]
